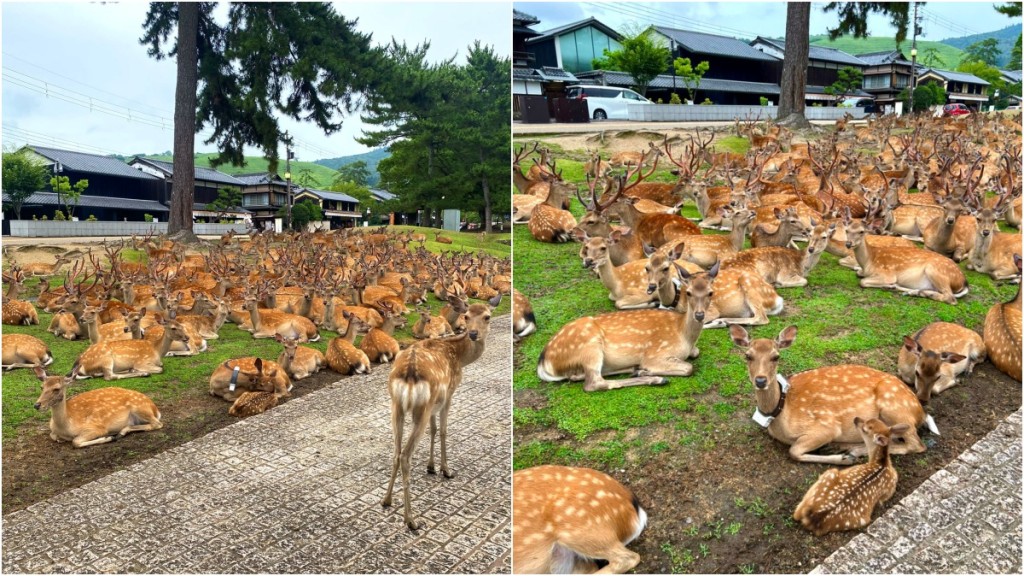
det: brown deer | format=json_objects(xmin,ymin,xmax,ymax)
[
  {"xmin": 325, "ymin": 311, "xmax": 371, "ymax": 375},
  {"xmin": 513, "ymin": 465, "xmax": 647, "ymax": 574},
  {"xmin": 275, "ymin": 335, "xmax": 325, "ymax": 381},
  {"xmin": 668, "ymin": 207, "xmax": 755, "ymax": 269},
  {"xmin": 2, "ymin": 267, "xmax": 39, "ymax": 325},
  {"xmin": 434, "ymin": 231, "xmax": 453, "ymax": 245},
  {"xmin": 984, "ymin": 254, "xmax": 1022, "ymax": 382},
  {"xmin": 722, "ymin": 223, "xmax": 836, "ymax": 287},
  {"xmin": 750, "ymin": 206, "xmax": 812, "ymax": 248},
  {"xmin": 360, "ymin": 301, "xmax": 406, "ymax": 363},
  {"xmin": 21, "ymin": 252, "xmax": 75, "ymax": 277},
  {"xmin": 921, "ymin": 195, "xmax": 978, "ymax": 262},
  {"xmin": 382, "ymin": 295, "xmax": 501, "ymax": 530},
  {"xmin": 228, "ymin": 389, "xmax": 287, "ymax": 417},
  {"xmin": 210, "ymin": 357, "xmax": 292, "ymax": 401},
  {"xmin": 537, "ymin": 264, "xmax": 715, "ymax": 391},
  {"xmin": 577, "ymin": 233, "xmax": 659, "ymax": 309},
  {"xmin": 898, "ymin": 322, "xmax": 985, "ymax": 405},
  {"xmin": 967, "ymin": 202, "xmax": 1022, "ymax": 281},
  {"xmin": 2, "ymin": 334, "xmax": 54, "ymax": 370},
  {"xmin": 575, "ymin": 177, "xmax": 646, "ymax": 266},
  {"xmin": 74, "ymin": 318, "xmax": 190, "ymax": 380},
  {"xmin": 793, "ymin": 418, "xmax": 904, "ymax": 536},
  {"xmin": 729, "ymin": 325, "xmax": 925, "ymax": 464},
  {"xmin": 242, "ymin": 292, "xmax": 320, "ymax": 342},
  {"xmin": 528, "ymin": 180, "xmax": 578, "ymax": 243},
  {"xmin": 512, "ymin": 288, "xmax": 537, "ymax": 342},
  {"xmin": 844, "ymin": 219, "xmax": 968, "ymax": 304},
  {"xmin": 175, "ymin": 298, "xmax": 231, "ymax": 340},
  {"xmin": 33, "ymin": 363, "xmax": 163, "ymax": 448}
]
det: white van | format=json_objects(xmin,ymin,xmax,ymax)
[{"xmin": 565, "ymin": 85, "xmax": 653, "ymax": 120}]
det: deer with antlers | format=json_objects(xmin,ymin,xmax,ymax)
[
  {"xmin": 33, "ymin": 363, "xmax": 163, "ymax": 448},
  {"xmin": 537, "ymin": 263, "xmax": 715, "ymax": 391},
  {"xmin": 730, "ymin": 325, "xmax": 926, "ymax": 464},
  {"xmin": 382, "ymin": 294, "xmax": 501, "ymax": 530},
  {"xmin": 74, "ymin": 318, "xmax": 190, "ymax": 380},
  {"xmin": 2, "ymin": 334, "xmax": 53, "ymax": 371},
  {"xmin": 984, "ymin": 254, "xmax": 1022, "ymax": 382},
  {"xmin": 2, "ymin": 266, "xmax": 39, "ymax": 326},
  {"xmin": 610, "ymin": 162, "xmax": 702, "ymax": 249}
]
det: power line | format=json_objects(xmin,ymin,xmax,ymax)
[
  {"xmin": 1, "ymin": 124, "xmax": 123, "ymax": 156},
  {"xmin": 584, "ymin": 2, "xmax": 764, "ymax": 40}
]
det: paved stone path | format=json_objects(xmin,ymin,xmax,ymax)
[
  {"xmin": 813, "ymin": 407, "xmax": 1022, "ymax": 574},
  {"xmin": 2, "ymin": 316, "xmax": 512, "ymax": 574}
]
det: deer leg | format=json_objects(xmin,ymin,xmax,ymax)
[
  {"xmin": 117, "ymin": 422, "xmax": 162, "ymax": 436},
  {"xmin": 426, "ymin": 414, "xmax": 438, "ymax": 475},
  {"xmin": 400, "ymin": 405, "xmax": 431, "ymax": 530},
  {"xmin": 72, "ymin": 431, "xmax": 118, "ymax": 448},
  {"xmin": 636, "ymin": 356, "xmax": 693, "ymax": 377},
  {"xmin": 858, "ymin": 276, "xmax": 896, "ymax": 291},
  {"xmin": 775, "ymin": 276, "xmax": 808, "ymax": 288},
  {"xmin": 382, "ymin": 405, "xmax": 404, "ymax": 508},
  {"xmin": 615, "ymin": 294, "xmax": 657, "ymax": 309},
  {"xmin": 439, "ymin": 399, "xmax": 455, "ymax": 479},
  {"xmin": 582, "ymin": 369, "xmax": 667, "ymax": 392},
  {"xmin": 558, "ymin": 537, "xmax": 640, "ymax": 575},
  {"xmin": 789, "ymin": 432, "xmax": 857, "ymax": 465}
]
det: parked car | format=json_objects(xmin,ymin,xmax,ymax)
[
  {"xmin": 942, "ymin": 103, "xmax": 971, "ymax": 117},
  {"xmin": 565, "ymin": 85, "xmax": 653, "ymax": 120}
]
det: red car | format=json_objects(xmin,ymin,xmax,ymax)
[{"xmin": 943, "ymin": 103, "xmax": 971, "ymax": 117}]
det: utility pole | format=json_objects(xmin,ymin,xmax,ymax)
[
  {"xmin": 909, "ymin": 2, "xmax": 920, "ymax": 113},
  {"xmin": 284, "ymin": 132, "xmax": 293, "ymax": 230}
]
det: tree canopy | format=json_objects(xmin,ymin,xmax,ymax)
[
  {"xmin": 334, "ymin": 160, "xmax": 372, "ymax": 187},
  {"xmin": 673, "ymin": 57, "xmax": 710, "ymax": 103},
  {"xmin": 824, "ymin": 66, "xmax": 864, "ymax": 104},
  {"xmin": 962, "ymin": 37, "xmax": 1002, "ymax": 66},
  {"xmin": 592, "ymin": 27, "xmax": 670, "ymax": 96},
  {"xmin": 2, "ymin": 151, "xmax": 49, "ymax": 220}
]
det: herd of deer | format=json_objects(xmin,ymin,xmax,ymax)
[{"xmin": 512, "ymin": 111, "xmax": 1021, "ymax": 572}]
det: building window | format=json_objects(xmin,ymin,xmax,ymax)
[
  {"xmin": 863, "ymin": 75, "xmax": 891, "ymax": 89},
  {"xmin": 894, "ymin": 75, "xmax": 909, "ymax": 89},
  {"xmin": 272, "ymin": 192, "xmax": 286, "ymax": 205},
  {"xmin": 243, "ymin": 193, "xmax": 268, "ymax": 206}
]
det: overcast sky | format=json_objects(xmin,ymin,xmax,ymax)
[
  {"xmin": 515, "ymin": 2, "xmax": 1018, "ymax": 46},
  {"xmin": 1, "ymin": 2, "xmax": 510, "ymax": 162}
]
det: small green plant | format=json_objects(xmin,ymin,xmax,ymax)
[
  {"xmin": 698, "ymin": 543, "xmax": 710, "ymax": 557},
  {"xmin": 660, "ymin": 542, "xmax": 695, "ymax": 572},
  {"xmin": 670, "ymin": 92, "xmax": 682, "ymax": 105},
  {"xmin": 41, "ymin": 215, "xmax": 48, "ymax": 221},
  {"xmin": 86, "ymin": 214, "xmax": 98, "ymax": 221},
  {"xmin": 657, "ymin": 98, "xmax": 664, "ymax": 104},
  {"xmin": 683, "ymin": 524, "xmax": 699, "ymax": 537},
  {"xmin": 144, "ymin": 213, "xmax": 154, "ymax": 222},
  {"xmin": 735, "ymin": 496, "xmax": 774, "ymax": 518},
  {"xmin": 762, "ymin": 523, "xmax": 775, "ymax": 536},
  {"xmin": 704, "ymin": 520, "xmax": 724, "ymax": 540},
  {"xmin": 32, "ymin": 215, "xmax": 38, "ymax": 221},
  {"xmin": 759, "ymin": 96, "xmax": 770, "ymax": 106},
  {"xmin": 650, "ymin": 441, "xmax": 670, "ymax": 454},
  {"xmin": 739, "ymin": 563, "xmax": 757, "ymax": 574},
  {"xmin": 701, "ymin": 98, "xmax": 713, "ymax": 105},
  {"xmin": 53, "ymin": 209, "xmax": 66, "ymax": 221},
  {"xmin": 725, "ymin": 522, "xmax": 742, "ymax": 535}
]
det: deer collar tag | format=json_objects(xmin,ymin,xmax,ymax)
[
  {"xmin": 752, "ymin": 374, "xmax": 790, "ymax": 428},
  {"xmin": 659, "ymin": 277, "xmax": 684, "ymax": 310},
  {"xmin": 229, "ymin": 366, "xmax": 240, "ymax": 392}
]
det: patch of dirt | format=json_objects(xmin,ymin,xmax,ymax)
[
  {"xmin": 515, "ymin": 389, "xmax": 548, "ymax": 410},
  {"xmin": 1, "ymin": 367, "xmax": 345, "ymax": 515},
  {"xmin": 517, "ymin": 363, "xmax": 1020, "ymax": 573}
]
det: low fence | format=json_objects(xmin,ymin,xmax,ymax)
[
  {"xmin": 627, "ymin": 104, "xmax": 868, "ymax": 122},
  {"xmin": 8, "ymin": 220, "xmax": 250, "ymax": 238}
]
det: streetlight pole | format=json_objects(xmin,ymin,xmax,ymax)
[
  {"xmin": 909, "ymin": 2, "xmax": 919, "ymax": 113},
  {"xmin": 284, "ymin": 132, "xmax": 293, "ymax": 230}
]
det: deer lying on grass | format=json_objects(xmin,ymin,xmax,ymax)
[
  {"xmin": 750, "ymin": 206, "xmax": 812, "ymax": 248},
  {"xmin": 513, "ymin": 288, "xmax": 537, "ymax": 342},
  {"xmin": 668, "ymin": 208, "xmax": 755, "ymax": 269},
  {"xmin": 2, "ymin": 267, "xmax": 39, "ymax": 326},
  {"xmin": 275, "ymin": 335, "xmax": 325, "ymax": 381},
  {"xmin": 578, "ymin": 233, "xmax": 660, "ymax": 310},
  {"xmin": 242, "ymin": 292, "xmax": 320, "ymax": 342},
  {"xmin": 513, "ymin": 465, "xmax": 647, "ymax": 574},
  {"xmin": 382, "ymin": 295, "xmax": 501, "ymax": 530},
  {"xmin": 2, "ymin": 334, "xmax": 53, "ymax": 370},
  {"xmin": 984, "ymin": 254, "xmax": 1022, "ymax": 382},
  {"xmin": 412, "ymin": 305, "xmax": 453, "ymax": 339},
  {"xmin": 538, "ymin": 264, "xmax": 715, "ymax": 391},
  {"xmin": 34, "ymin": 363, "xmax": 163, "ymax": 448},
  {"xmin": 175, "ymin": 298, "xmax": 231, "ymax": 340},
  {"xmin": 730, "ymin": 325, "xmax": 926, "ymax": 464},
  {"xmin": 326, "ymin": 311, "xmax": 371, "ymax": 375},
  {"xmin": 967, "ymin": 202, "xmax": 1022, "ymax": 282},
  {"xmin": 75, "ymin": 319, "xmax": 190, "ymax": 380},
  {"xmin": 722, "ymin": 223, "xmax": 835, "ymax": 287},
  {"xmin": 21, "ymin": 252, "xmax": 75, "ymax": 277},
  {"xmin": 361, "ymin": 301, "xmax": 405, "ymax": 363},
  {"xmin": 528, "ymin": 180, "xmax": 578, "ymax": 243},
  {"xmin": 793, "ymin": 418, "xmax": 904, "ymax": 536},
  {"xmin": 844, "ymin": 219, "xmax": 968, "ymax": 304},
  {"xmin": 921, "ymin": 194, "xmax": 978, "ymax": 262},
  {"xmin": 898, "ymin": 322, "xmax": 985, "ymax": 405},
  {"xmin": 575, "ymin": 179, "xmax": 646, "ymax": 266},
  {"xmin": 210, "ymin": 357, "xmax": 292, "ymax": 401}
]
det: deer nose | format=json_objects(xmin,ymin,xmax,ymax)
[
  {"xmin": 583, "ymin": 259, "xmax": 594, "ymax": 269},
  {"xmin": 647, "ymin": 284, "xmax": 657, "ymax": 294},
  {"xmin": 982, "ymin": 229, "xmax": 991, "ymax": 237},
  {"xmin": 845, "ymin": 241, "xmax": 853, "ymax": 249},
  {"xmin": 946, "ymin": 218, "xmax": 955, "ymax": 225},
  {"xmin": 754, "ymin": 376, "xmax": 768, "ymax": 389},
  {"xmin": 693, "ymin": 311, "xmax": 705, "ymax": 321},
  {"xmin": 807, "ymin": 247, "xmax": 816, "ymax": 254},
  {"xmin": 33, "ymin": 402, "xmax": 41, "ymax": 410},
  {"xmin": 468, "ymin": 330, "xmax": 479, "ymax": 341}
]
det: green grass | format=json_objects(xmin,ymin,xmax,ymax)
[
  {"xmin": 809, "ymin": 35, "xmax": 964, "ymax": 69},
  {"xmin": 145, "ymin": 153, "xmax": 341, "ymax": 188},
  {"xmin": 512, "ymin": 135, "xmax": 1019, "ymax": 471},
  {"xmin": 382, "ymin": 225, "xmax": 510, "ymax": 258}
]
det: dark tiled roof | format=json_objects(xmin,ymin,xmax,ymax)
[
  {"xmin": 25, "ymin": 146, "xmax": 160, "ymax": 180},
  {"xmin": 514, "ymin": 67, "xmax": 578, "ymax": 82},
  {"xmin": 3, "ymin": 191, "xmax": 169, "ymax": 212},
  {"xmin": 370, "ymin": 189, "xmax": 397, "ymax": 201},
  {"xmin": 131, "ymin": 157, "xmax": 245, "ymax": 186},
  {"xmin": 919, "ymin": 68, "xmax": 991, "ymax": 86},
  {"xmin": 233, "ymin": 172, "xmax": 286, "ymax": 185},
  {"xmin": 297, "ymin": 188, "xmax": 360, "ymax": 204},
  {"xmin": 513, "ymin": 9, "xmax": 539, "ymax": 25},
  {"xmin": 1000, "ymin": 69, "xmax": 1022, "ymax": 83},
  {"xmin": 575, "ymin": 70, "xmax": 782, "ymax": 94},
  {"xmin": 752, "ymin": 37, "xmax": 866, "ymax": 66},
  {"xmin": 805, "ymin": 85, "xmax": 873, "ymax": 98},
  {"xmin": 856, "ymin": 50, "xmax": 911, "ymax": 66},
  {"xmin": 194, "ymin": 203, "xmax": 251, "ymax": 214},
  {"xmin": 654, "ymin": 26, "xmax": 778, "ymax": 61},
  {"xmin": 526, "ymin": 17, "xmax": 621, "ymax": 44}
]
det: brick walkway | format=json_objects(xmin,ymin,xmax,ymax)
[
  {"xmin": 813, "ymin": 408, "xmax": 1022, "ymax": 574},
  {"xmin": 2, "ymin": 316, "xmax": 512, "ymax": 574}
]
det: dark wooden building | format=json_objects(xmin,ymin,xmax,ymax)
[
  {"xmin": 856, "ymin": 50, "xmax": 914, "ymax": 109},
  {"xmin": 750, "ymin": 37, "xmax": 871, "ymax": 105},
  {"xmin": 917, "ymin": 68, "xmax": 991, "ymax": 110}
]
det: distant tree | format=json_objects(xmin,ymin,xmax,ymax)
[
  {"xmin": 962, "ymin": 38, "xmax": 1002, "ymax": 66},
  {"xmin": 206, "ymin": 186, "xmax": 242, "ymax": 219},
  {"xmin": 956, "ymin": 60, "xmax": 1005, "ymax": 96},
  {"xmin": 50, "ymin": 175, "xmax": 88, "ymax": 220},
  {"xmin": 824, "ymin": 66, "xmax": 865, "ymax": 105},
  {"xmin": 920, "ymin": 46, "xmax": 946, "ymax": 68},
  {"xmin": 334, "ymin": 160, "xmax": 371, "ymax": 187},
  {"xmin": 140, "ymin": 3, "xmax": 384, "ymax": 240},
  {"xmin": 2, "ymin": 151, "xmax": 48, "ymax": 220},
  {"xmin": 900, "ymin": 82, "xmax": 946, "ymax": 110},
  {"xmin": 295, "ymin": 167, "xmax": 317, "ymax": 189},
  {"xmin": 673, "ymin": 57, "xmax": 710, "ymax": 103},
  {"xmin": 1009, "ymin": 35, "xmax": 1022, "ymax": 70},
  {"xmin": 593, "ymin": 27, "xmax": 671, "ymax": 96},
  {"xmin": 280, "ymin": 198, "xmax": 323, "ymax": 230},
  {"xmin": 328, "ymin": 180, "xmax": 373, "ymax": 204},
  {"xmin": 994, "ymin": 2, "xmax": 1022, "ymax": 17}
]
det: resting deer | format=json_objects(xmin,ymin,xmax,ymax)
[
  {"xmin": 175, "ymin": 298, "xmax": 231, "ymax": 340},
  {"xmin": 21, "ymin": 252, "xmax": 74, "ymax": 277},
  {"xmin": 967, "ymin": 203, "xmax": 1022, "ymax": 282},
  {"xmin": 75, "ymin": 318, "xmax": 190, "ymax": 380},
  {"xmin": 210, "ymin": 356, "xmax": 292, "ymax": 401},
  {"xmin": 730, "ymin": 325, "xmax": 926, "ymax": 464},
  {"xmin": 360, "ymin": 301, "xmax": 405, "ymax": 363},
  {"xmin": 844, "ymin": 219, "xmax": 968, "ymax": 304},
  {"xmin": 33, "ymin": 363, "xmax": 163, "ymax": 448},
  {"xmin": 668, "ymin": 207, "xmax": 755, "ymax": 269},
  {"xmin": 513, "ymin": 465, "xmax": 647, "ymax": 574},
  {"xmin": 513, "ymin": 288, "xmax": 537, "ymax": 342},
  {"xmin": 793, "ymin": 418, "xmax": 904, "ymax": 536},
  {"xmin": 577, "ymin": 232, "xmax": 659, "ymax": 309},
  {"xmin": 228, "ymin": 389, "xmax": 287, "ymax": 417},
  {"xmin": 2, "ymin": 334, "xmax": 54, "ymax": 370},
  {"xmin": 2, "ymin": 266, "xmax": 39, "ymax": 325},
  {"xmin": 722, "ymin": 223, "xmax": 835, "ymax": 287},
  {"xmin": 537, "ymin": 264, "xmax": 715, "ymax": 391},
  {"xmin": 242, "ymin": 293, "xmax": 320, "ymax": 342},
  {"xmin": 898, "ymin": 322, "xmax": 985, "ymax": 405},
  {"xmin": 412, "ymin": 305, "xmax": 454, "ymax": 340},
  {"xmin": 382, "ymin": 295, "xmax": 501, "ymax": 530},
  {"xmin": 750, "ymin": 206, "xmax": 812, "ymax": 248},
  {"xmin": 921, "ymin": 195, "xmax": 977, "ymax": 262},
  {"xmin": 434, "ymin": 231, "xmax": 453, "ymax": 245},
  {"xmin": 528, "ymin": 180, "xmax": 578, "ymax": 243},
  {"xmin": 984, "ymin": 254, "xmax": 1022, "ymax": 382},
  {"xmin": 325, "ymin": 311, "xmax": 371, "ymax": 375},
  {"xmin": 275, "ymin": 335, "xmax": 325, "ymax": 381}
]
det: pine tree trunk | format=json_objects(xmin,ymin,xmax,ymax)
[
  {"xmin": 479, "ymin": 149, "xmax": 492, "ymax": 233},
  {"xmin": 168, "ymin": 2, "xmax": 199, "ymax": 240},
  {"xmin": 777, "ymin": 2, "xmax": 812, "ymax": 129}
]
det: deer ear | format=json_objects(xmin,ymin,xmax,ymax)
[
  {"xmin": 254, "ymin": 358, "xmax": 263, "ymax": 372},
  {"xmin": 854, "ymin": 416, "xmax": 864, "ymax": 427},
  {"xmin": 941, "ymin": 352, "xmax": 966, "ymax": 365},
  {"xmin": 777, "ymin": 325, "xmax": 798, "ymax": 349},
  {"xmin": 274, "ymin": 334, "xmax": 284, "ymax": 343},
  {"xmin": 140, "ymin": 307, "xmax": 147, "ymax": 317},
  {"xmin": 488, "ymin": 294, "xmax": 503, "ymax": 309},
  {"xmin": 729, "ymin": 325, "xmax": 750, "ymax": 348},
  {"xmin": 671, "ymin": 241, "xmax": 686, "ymax": 261},
  {"xmin": 889, "ymin": 423, "xmax": 910, "ymax": 435},
  {"xmin": 707, "ymin": 260, "xmax": 720, "ymax": 280},
  {"xmin": 875, "ymin": 434, "xmax": 889, "ymax": 447},
  {"xmin": 33, "ymin": 365, "xmax": 48, "ymax": 381},
  {"xmin": 572, "ymin": 228, "xmax": 588, "ymax": 242},
  {"xmin": 903, "ymin": 336, "xmax": 921, "ymax": 354},
  {"xmin": 642, "ymin": 242, "xmax": 656, "ymax": 257}
]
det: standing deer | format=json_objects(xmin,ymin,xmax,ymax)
[
  {"xmin": 729, "ymin": 325, "xmax": 926, "ymax": 464},
  {"xmin": 2, "ymin": 334, "xmax": 54, "ymax": 370},
  {"xmin": 33, "ymin": 363, "xmax": 163, "ymax": 448},
  {"xmin": 898, "ymin": 322, "xmax": 985, "ymax": 404},
  {"xmin": 537, "ymin": 264, "xmax": 715, "ymax": 391},
  {"xmin": 513, "ymin": 465, "xmax": 647, "ymax": 574},
  {"xmin": 984, "ymin": 254, "xmax": 1022, "ymax": 382},
  {"xmin": 382, "ymin": 295, "xmax": 501, "ymax": 530},
  {"xmin": 793, "ymin": 418, "xmax": 904, "ymax": 536}
]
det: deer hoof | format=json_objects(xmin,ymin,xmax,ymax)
[
  {"xmin": 840, "ymin": 453, "xmax": 857, "ymax": 465},
  {"xmin": 442, "ymin": 470, "xmax": 455, "ymax": 479},
  {"xmin": 427, "ymin": 464, "xmax": 436, "ymax": 475},
  {"xmin": 406, "ymin": 518, "xmax": 423, "ymax": 531},
  {"xmin": 381, "ymin": 497, "xmax": 392, "ymax": 508}
]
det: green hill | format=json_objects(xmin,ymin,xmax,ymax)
[
  {"xmin": 940, "ymin": 24, "xmax": 1021, "ymax": 68},
  {"xmin": 810, "ymin": 35, "xmax": 964, "ymax": 69},
  {"xmin": 314, "ymin": 148, "xmax": 389, "ymax": 187},
  {"xmin": 145, "ymin": 153, "xmax": 340, "ymax": 189}
]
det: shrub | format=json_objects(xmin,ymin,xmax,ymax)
[
  {"xmin": 86, "ymin": 214, "xmax": 98, "ymax": 221},
  {"xmin": 144, "ymin": 213, "xmax": 154, "ymax": 222},
  {"xmin": 701, "ymin": 98, "xmax": 713, "ymax": 105},
  {"xmin": 670, "ymin": 92, "xmax": 682, "ymax": 105},
  {"xmin": 759, "ymin": 96, "xmax": 769, "ymax": 106},
  {"xmin": 53, "ymin": 210, "xmax": 66, "ymax": 221},
  {"xmin": 32, "ymin": 215, "xmax": 38, "ymax": 221},
  {"xmin": 657, "ymin": 98, "xmax": 664, "ymax": 104},
  {"xmin": 41, "ymin": 215, "xmax": 48, "ymax": 221}
]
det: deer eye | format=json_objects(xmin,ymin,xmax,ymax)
[
  {"xmin": 706, "ymin": 291, "xmax": 713, "ymax": 297},
  {"xmin": 745, "ymin": 353, "xmax": 753, "ymax": 361},
  {"xmin": 770, "ymin": 355, "xmax": 780, "ymax": 362}
]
